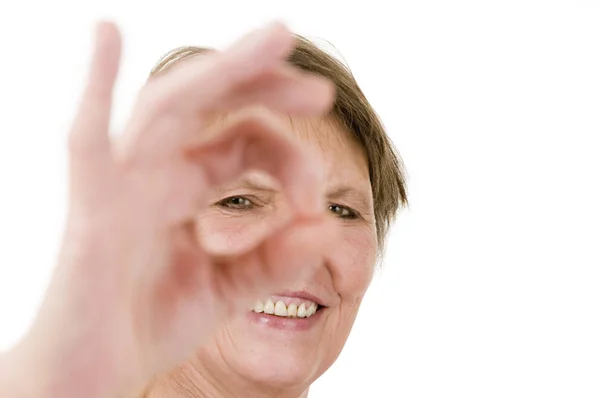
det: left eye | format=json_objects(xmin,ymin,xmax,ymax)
[
  {"xmin": 329, "ymin": 204, "xmax": 356, "ymax": 219},
  {"xmin": 218, "ymin": 196, "xmax": 254, "ymax": 210}
]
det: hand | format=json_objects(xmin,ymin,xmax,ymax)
[{"xmin": 7, "ymin": 21, "xmax": 337, "ymax": 398}]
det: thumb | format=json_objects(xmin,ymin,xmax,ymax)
[
  {"xmin": 260, "ymin": 217, "xmax": 340, "ymax": 284},
  {"xmin": 68, "ymin": 22, "xmax": 121, "ymax": 207},
  {"xmin": 210, "ymin": 217, "xmax": 340, "ymax": 307}
]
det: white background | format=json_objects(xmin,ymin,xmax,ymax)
[{"xmin": 1, "ymin": 1, "xmax": 599, "ymax": 397}]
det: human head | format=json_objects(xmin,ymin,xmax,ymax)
[{"xmin": 144, "ymin": 33, "xmax": 407, "ymax": 397}]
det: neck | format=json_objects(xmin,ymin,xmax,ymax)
[{"xmin": 145, "ymin": 358, "xmax": 310, "ymax": 398}]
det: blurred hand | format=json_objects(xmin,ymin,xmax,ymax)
[{"xmin": 5, "ymin": 21, "xmax": 337, "ymax": 398}]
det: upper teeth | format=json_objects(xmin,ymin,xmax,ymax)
[{"xmin": 252, "ymin": 299, "xmax": 319, "ymax": 318}]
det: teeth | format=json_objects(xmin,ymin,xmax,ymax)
[
  {"xmin": 251, "ymin": 299, "xmax": 320, "ymax": 318},
  {"xmin": 287, "ymin": 303, "xmax": 298, "ymax": 317},
  {"xmin": 263, "ymin": 299, "xmax": 275, "ymax": 315},
  {"xmin": 297, "ymin": 303, "xmax": 307, "ymax": 318},
  {"xmin": 307, "ymin": 303, "xmax": 317, "ymax": 317},
  {"xmin": 274, "ymin": 300, "xmax": 287, "ymax": 316}
]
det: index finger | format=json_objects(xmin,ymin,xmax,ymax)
[
  {"xmin": 143, "ymin": 21, "xmax": 296, "ymax": 114},
  {"xmin": 187, "ymin": 108, "xmax": 325, "ymax": 219}
]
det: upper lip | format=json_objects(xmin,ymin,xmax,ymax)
[{"xmin": 273, "ymin": 290, "xmax": 327, "ymax": 307}]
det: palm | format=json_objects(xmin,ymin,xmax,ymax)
[
  {"xmin": 24, "ymin": 21, "xmax": 337, "ymax": 398},
  {"xmin": 114, "ymin": 114, "xmax": 332, "ymax": 377}
]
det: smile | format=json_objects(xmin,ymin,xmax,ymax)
[{"xmin": 251, "ymin": 299, "xmax": 321, "ymax": 318}]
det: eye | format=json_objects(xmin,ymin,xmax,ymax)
[
  {"xmin": 217, "ymin": 196, "xmax": 254, "ymax": 210},
  {"xmin": 329, "ymin": 204, "xmax": 358, "ymax": 219}
]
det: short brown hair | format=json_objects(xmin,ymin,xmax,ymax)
[{"xmin": 149, "ymin": 35, "xmax": 408, "ymax": 249}]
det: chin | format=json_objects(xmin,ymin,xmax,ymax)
[
  {"xmin": 231, "ymin": 346, "xmax": 318, "ymax": 387},
  {"xmin": 216, "ymin": 312, "xmax": 337, "ymax": 388}
]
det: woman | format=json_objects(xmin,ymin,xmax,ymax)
[{"xmin": 0, "ymin": 21, "xmax": 407, "ymax": 398}]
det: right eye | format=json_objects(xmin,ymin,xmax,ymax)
[{"xmin": 217, "ymin": 196, "xmax": 255, "ymax": 210}]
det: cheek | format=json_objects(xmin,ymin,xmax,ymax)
[
  {"xmin": 330, "ymin": 226, "xmax": 377, "ymax": 301},
  {"xmin": 195, "ymin": 211, "xmax": 272, "ymax": 253},
  {"xmin": 318, "ymin": 226, "xmax": 376, "ymax": 368}
]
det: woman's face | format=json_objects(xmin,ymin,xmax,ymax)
[{"xmin": 169, "ymin": 110, "xmax": 378, "ymax": 393}]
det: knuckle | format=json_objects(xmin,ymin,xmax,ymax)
[{"xmin": 137, "ymin": 83, "xmax": 174, "ymax": 115}]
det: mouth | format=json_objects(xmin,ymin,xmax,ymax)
[
  {"xmin": 246, "ymin": 293, "xmax": 327, "ymax": 331},
  {"xmin": 251, "ymin": 298, "xmax": 324, "ymax": 319}
]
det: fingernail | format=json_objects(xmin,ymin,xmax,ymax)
[
  {"xmin": 259, "ymin": 21, "xmax": 285, "ymax": 38},
  {"xmin": 241, "ymin": 21, "xmax": 284, "ymax": 49},
  {"xmin": 94, "ymin": 21, "xmax": 109, "ymax": 42},
  {"xmin": 295, "ymin": 186, "xmax": 325, "ymax": 218}
]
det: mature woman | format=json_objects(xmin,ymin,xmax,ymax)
[{"xmin": 0, "ymin": 21, "xmax": 407, "ymax": 398}]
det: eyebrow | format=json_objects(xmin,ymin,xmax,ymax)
[
  {"xmin": 216, "ymin": 172, "xmax": 280, "ymax": 195},
  {"xmin": 327, "ymin": 186, "xmax": 373, "ymax": 213}
]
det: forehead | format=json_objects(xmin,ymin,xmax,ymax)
[
  {"xmin": 205, "ymin": 108, "xmax": 373, "ymax": 207},
  {"xmin": 207, "ymin": 109, "xmax": 371, "ymax": 185},
  {"xmin": 285, "ymin": 115, "xmax": 370, "ymax": 185}
]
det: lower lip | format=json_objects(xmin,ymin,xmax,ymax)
[{"xmin": 246, "ymin": 309, "xmax": 325, "ymax": 331}]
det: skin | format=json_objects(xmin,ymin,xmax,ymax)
[
  {"xmin": 0, "ymin": 20, "xmax": 376, "ymax": 398},
  {"xmin": 146, "ymin": 115, "xmax": 378, "ymax": 398}
]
